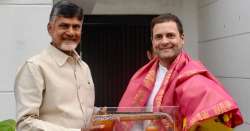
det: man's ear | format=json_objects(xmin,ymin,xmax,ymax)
[
  {"xmin": 181, "ymin": 33, "xmax": 184, "ymax": 40},
  {"xmin": 181, "ymin": 33, "xmax": 185, "ymax": 45},
  {"xmin": 47, "ymin": 22, "xmax": 52, "ymax": 36},
  {"xmin": 151, "ymin": 36, "xmax": 154, "ymax": 45}
]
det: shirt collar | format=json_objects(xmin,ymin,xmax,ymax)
[{"xmin": 47, "ymin": 45, "xmax": 80, "ymax": 66}]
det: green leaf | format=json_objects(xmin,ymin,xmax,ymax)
[{"xmin": 0, "ymin": 119, "xmax": 16, "ymax": 131}]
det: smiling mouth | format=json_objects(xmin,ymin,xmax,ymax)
[{"xmin": 160, "ymin": 48, "xmax": 172, "ymax": 51}]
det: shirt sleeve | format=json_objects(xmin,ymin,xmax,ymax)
[{"xmin": 14, "ymin": 61, "xmax": 80, "ymax": 131}]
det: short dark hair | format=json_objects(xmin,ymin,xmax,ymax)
[
  {"xmin": 150, "ymin": 13, "xmax": 183, "ymax": 37},
  {"xmin": 49, "ymin": 0, "xmax": 83, "ymax": 21}
]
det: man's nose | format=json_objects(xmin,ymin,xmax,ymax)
[
  {"xmin": 66, "ymin": 27, "xmax": 74, "ymax": 37},
  {"xmin": 161, "ymin": 36, "xmax": 169, "ymax": 43}
]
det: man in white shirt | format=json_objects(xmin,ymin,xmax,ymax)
[{"xmin": 15, "ymin": 1, "xmax": 101, "ymax": 131}]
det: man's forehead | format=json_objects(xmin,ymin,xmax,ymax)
[
  {"xmin": 154, "ymin": 21, "xmax": 177, "ymax": 28},
  {"xmin": 52, "ymin": 16, "xmax": 82, "ymax": 23},
  {"xmin": 153, "ymin": 22, "xmax": 178, "ymax": 33}
]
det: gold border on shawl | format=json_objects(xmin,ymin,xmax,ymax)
[
  {"xmin": 155, "ymin": 70, "xmax": 173, "ymax": 106},
  {"xmin": 132, "ymin": 89, "xmax": 146, "ymax": 106},
  {"xmin": 188, "ymin": 100, "xmax": 233, "ymax": 128}
]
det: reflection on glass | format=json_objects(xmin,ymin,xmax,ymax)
[{"xmin": 92, "ymin": 106, "xmax": 180, "ymax": 131}]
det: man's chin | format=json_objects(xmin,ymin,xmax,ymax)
[
  {"xmin": 59, "ymin": 46, "xmax": 76, "ymax": 52},
  {"xmin": 159, "ymin": 53, "xmax": 175, "ymax": 59},
  {"xmin": 60, "ymin": 44, "xmax": 77, "ymax": 51}
]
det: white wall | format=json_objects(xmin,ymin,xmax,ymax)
[
  {"xmin": 93, "ymin": 0, "xmax": 181, "ymax": 15},
  {"xmin": 180, "ymin": 0, "xmax": 199, "ymax": 59},
  {"xmin": 0, "ymin": 0, "xmax": 52, "ymax": 120},
  {"xmin": 198, "ymin": 0, "xmax": 250, "ymax": 130}
]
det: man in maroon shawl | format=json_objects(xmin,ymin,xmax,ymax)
[{"xmin": 118, "ymin": 13, "xmax": 243, "ymax": 131}]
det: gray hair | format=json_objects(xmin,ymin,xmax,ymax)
[{"xmin": 49, "ymin": 0, "xmax": 84, "ymax": 21}]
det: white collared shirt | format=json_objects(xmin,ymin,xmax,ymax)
[{"xmin": 15, "ymin": 45, "xmax": 95, "ymax": 131}]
